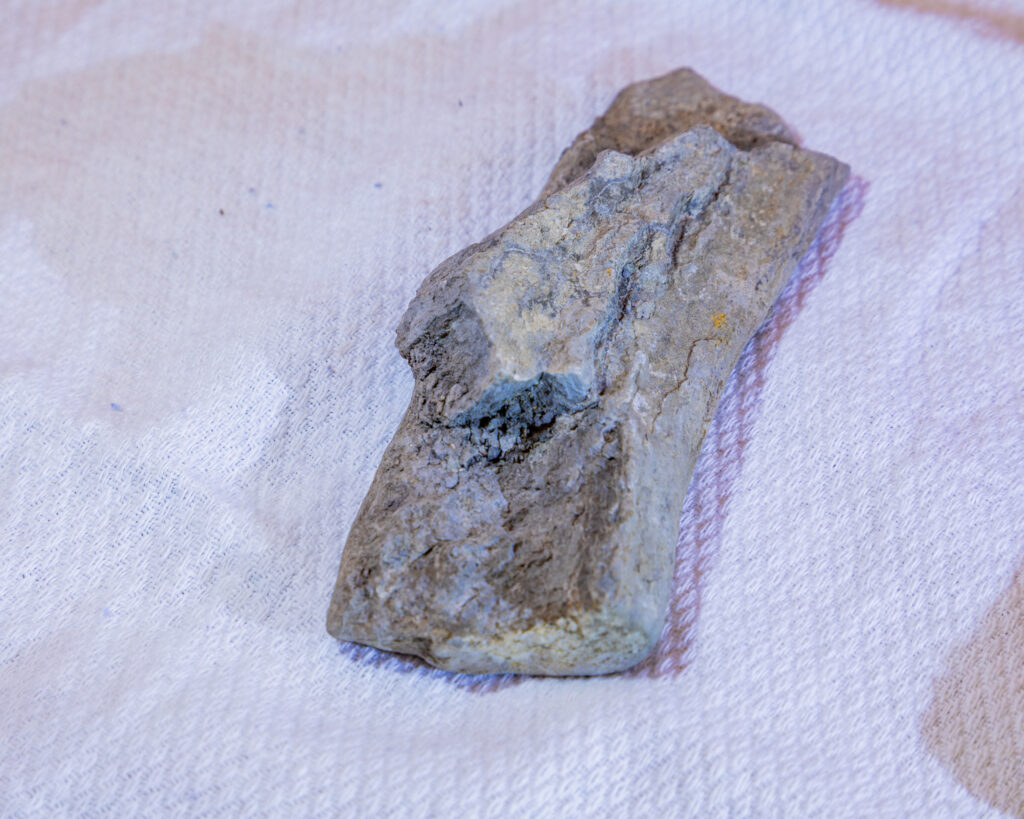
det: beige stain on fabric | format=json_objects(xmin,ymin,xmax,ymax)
[
  {"xmin": 923, "ymin": 565, "xmax": 1024, "ymax": 817},
  {"xmin": 6, "ymin": 0, "xmax": 104, "ymax": 43},
  {"xmin": 1, "ymin": 28, "xmax": 366, "ymax": 428},
  {"xmin": 0, "ymin": 23, "xmax": 562, "ymax": 430},
  {"xmin": 877, "ymin": 0, "xmax": 1024, "ymax": 43},
  {"xmin": 919, "ymin": 185, "xmax": 1024, "ymax": 817}
]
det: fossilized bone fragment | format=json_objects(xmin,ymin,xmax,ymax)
[{"xmin": 327, "ymin": 69, "xmax": 848, "ymax": 675}]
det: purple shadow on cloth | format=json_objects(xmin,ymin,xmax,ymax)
[{"xmin": 629, "ymin": 175, "xmax": 869, "ymax": 679}]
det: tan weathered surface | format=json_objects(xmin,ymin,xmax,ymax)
[{"xmin": 327, "ymin": 69, "xmax": 848, "ymax": 675}]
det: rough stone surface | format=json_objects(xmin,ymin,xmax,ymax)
[{"xmin": 327, "ymin": 68, "xmax": 849, "ymax": 676}]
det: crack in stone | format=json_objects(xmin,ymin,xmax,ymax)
[{"xmin": 649, "ymin": 335, "xmax": 720, "ymax": 431}]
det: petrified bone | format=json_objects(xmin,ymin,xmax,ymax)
[{"xmin": 327, "ymin": 69, "xmax": 848, "ymax": 675}]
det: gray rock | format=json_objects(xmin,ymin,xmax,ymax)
[{"xmin": 327, "ymin": 68, "xmax": 848, "ymax": 676}]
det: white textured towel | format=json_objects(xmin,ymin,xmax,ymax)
[{"xmin": 2, "ymin": 1, "xmax": 1023, "ymax": 816}]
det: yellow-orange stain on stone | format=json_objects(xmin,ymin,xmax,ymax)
[{"xmin": 712, "ymin": 312, "xmax": 727, "ymax": 329}]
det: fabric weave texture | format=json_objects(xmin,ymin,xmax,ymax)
[{"xmin": 2, "ymin": 1, "xmax": 1022, "ymax": 816}]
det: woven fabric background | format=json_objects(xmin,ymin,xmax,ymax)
[{"xmin": 2, "ymin": 1, "xmax": 1022, "ymax": 816}]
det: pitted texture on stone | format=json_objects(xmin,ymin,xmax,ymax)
[{"xmin": 327, "ymin": 68, "xmax": 848, "ymax": 676}]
